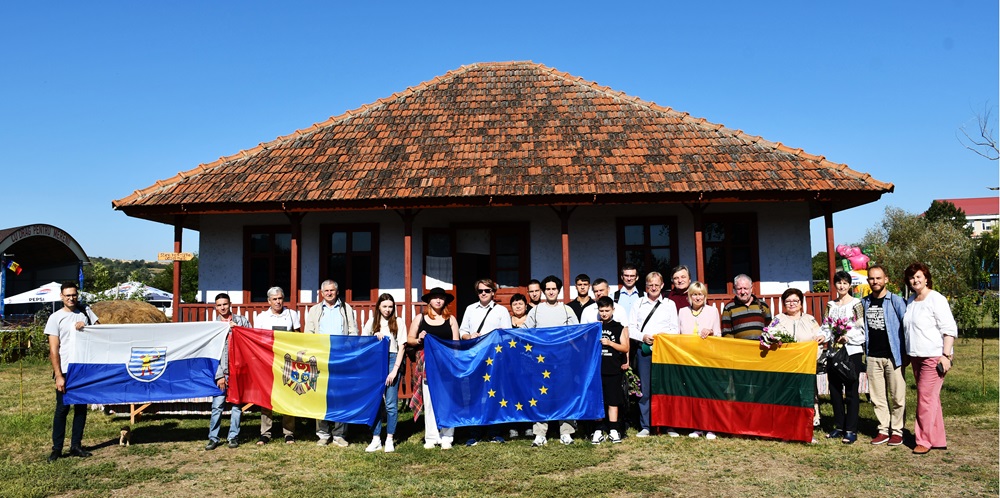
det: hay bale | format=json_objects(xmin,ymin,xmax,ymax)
[{"xmin": 90, "ymin": 300, "xmax": 169, "ymax": 324}]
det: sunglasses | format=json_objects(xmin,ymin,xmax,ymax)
[{"xmin": 477, "ymin": 288, "xmax": 494, "ymax": 294}]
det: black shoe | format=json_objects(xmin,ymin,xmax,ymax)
[
  {"xmin": 227, "ymin": 439, "xmax": 240, "ymax": 449},
  {"xmin": 47, "ymin": 451, "xmax": 60, "ymax": 463},
  {"xmin": 205, "ymin": 440, "xmax": 221, "ymax": 451},
  {"xmin": 68, "ymin": 447, "xmax": 92, "ymax": 458},
  {"xmin": 825, "ymin": 429, "xmax": 844, "ymax": 439},
  {"xmin": 256, "ymin": 436, "xmax": 270, "ymax": 446}
]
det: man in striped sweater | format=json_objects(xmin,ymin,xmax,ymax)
[{"xmin": 721, "ymin": 274, "xmax": 772, "ymax": 340}]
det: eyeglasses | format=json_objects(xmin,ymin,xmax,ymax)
[
  {"xmin": 784, "ymin": 299, "xmax": 801, "ymax": 304},
  {"xmin": 477, "ymin": 288, "xmax": 493, "ymax": 294}
]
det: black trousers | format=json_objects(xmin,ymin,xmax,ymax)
[{"xmin": 829, "ymin": 352, "xmax": 864, "ymax": 433}]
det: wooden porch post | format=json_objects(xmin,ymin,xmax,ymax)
[
  {"xmin": 172, "ymin": 216, "xmax": 183, "ymax": 323},
  {"xmin": 823, "ymin": 202, "xmax": 836, "ymax": 299},
  {"xmin": 286, "ymin": 213, "xmax": 303, "ymax": 308},
  {"xmin": 685, "ymin": 202, "xmax": 708, "ymax": 281},
  {"xmin": 396, "ymin": 209, "xmax": 420, "ymax": 327},
  {"xmin": 554, "ymin": 206, "xmax": 576, "ymax": 303}
]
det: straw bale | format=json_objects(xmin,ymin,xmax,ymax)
[{"xmin": 90, "ymin": 300, "xmax": 169, "ymax": 324}]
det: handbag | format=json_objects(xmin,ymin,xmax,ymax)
[{"xmin": 827, "ymin": 346, "xmax": 855, "ymax": 380}]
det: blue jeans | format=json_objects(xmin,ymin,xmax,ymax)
[
  {"xmin": 637, "ymin": 348, "xmax": 652, "ymax": 430},
  {"xmin": 52, "ymin": 388, "xmax": 87, "ymax": 452},
  {"xmin": 208, "ymin": 393, "xmax": 241, "ymax": 442},
  {"xmin": 372, "ymin": 353, "xmax": 399, "ymax": 436}
]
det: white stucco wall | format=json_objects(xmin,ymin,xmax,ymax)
[{"xmin": 197, "ymin": 201, "xmax": 814, "ymax": 303}]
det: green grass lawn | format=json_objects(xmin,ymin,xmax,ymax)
[{"xmin": 1, "ymin": 339, "xmax": 996, "ymax": 497}]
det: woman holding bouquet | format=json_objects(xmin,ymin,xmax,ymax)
[
  {"xmin": 824, "ymin": 271, "xmax": 866, "ymax": 444},
  {"xmin": 770, "ymin": 288, "xmax": 825, "ymax": 429}
]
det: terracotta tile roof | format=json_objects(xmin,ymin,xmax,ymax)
[{"xmin": 113, "ymin": 61, "xmax": 893, "ymax": 222}]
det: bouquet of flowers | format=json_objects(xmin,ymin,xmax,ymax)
[
  {"xmin": 759, "ymin": 317, "xmax": 796, "ymax": 349},
  {"xmin": 822, "ymin": 316, "xmax": 852, "ymax": 341},
  {"xmin": 624, "ymin": 367, "xmax": 642, "ymax": 398}
]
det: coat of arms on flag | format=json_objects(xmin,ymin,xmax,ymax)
[
  {"xmin": 282, "ymin": 350, "xmax": 319, "ymax": 395},
  {"xmin": 127, "ymin": 347, "xmax": 167, "ymax": 382}
]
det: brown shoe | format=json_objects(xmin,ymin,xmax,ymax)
[
  {"xmin": 887, "ymin": 435, "xmax": 903, "ymax": 446},
  {"xmin": 871, "ymin": 434, "xmax": 890, "ymax": 445},
  {"xmin": 913, "ymin": 445, "xmax": 930, "ymax": 455}
]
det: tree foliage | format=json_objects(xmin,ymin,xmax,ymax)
[
  {"xmin": 925, "ymin": 200, "xmax": 972, "ymax": 237},
  {"xmin": 150, "ymin": 255, "xmax": 200, "ymax": 304},
  {"xmin": 860, "ymin": 206, "xmax": 975, "ymax": 299},
  {"xmin": 811, "ymin": 251, "xmax": 829, "ymax": 281}
]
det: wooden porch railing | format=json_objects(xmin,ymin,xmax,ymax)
[{"xmin": 179, "ymin": 292, "xmax": 830, "ymax": 400}]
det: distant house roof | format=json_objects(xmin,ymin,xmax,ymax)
[
  {"xmin": 936, "ymin": 197, "xmax": 999, "ymax": 217},
  {"xmin": 113, "ymin": 61, "xmax": 893, "ymax": 228}
]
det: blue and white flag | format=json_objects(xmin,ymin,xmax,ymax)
[{"xmin": 63, "ymin": 322, "xmax": 228, "ymax": 404}]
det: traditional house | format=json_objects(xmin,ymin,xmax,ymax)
[{"xmin": 113, "ymin": 61, "xmax": 893, "ymax": 326}]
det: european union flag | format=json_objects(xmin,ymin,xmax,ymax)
[{"xmin": 423, "ymin": 323, "xmax": 604, "ymax": 428}]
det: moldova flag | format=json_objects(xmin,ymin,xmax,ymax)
[
  {"xmin": 227, "ymin": 326, "xmax": 388, "ymax": 427},
  {"xmin": 423, "ymin": 323, "xmax": 604, "ymax": 428},
  {"xmin": 651, "ymin": 334, "xmax": 817, "ymax": 442},
  {"xmin": 6, "ymin": 261, "xmax": 21, "ymax": 275}
]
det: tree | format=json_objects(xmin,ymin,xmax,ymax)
[
  {"xmin": 924, "ymin": 200, "xmax": 972, "ymax": 237},
  {"xmin": 811, "ymin": 251, "xmax": 829, "ymax": 281},
  {"xmin": 150, "ymin": 254, "xmax": 200, "ymax": 304},
  {"xmin": 860, "ymin": 206, "xmax": 975, "ymax": 298},
  {"xmin": 970, "ymin": 226, "xmax": 999, "ymax": 290}
]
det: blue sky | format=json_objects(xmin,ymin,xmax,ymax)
[{"xmin": 2, "ymin": 1, "xmax": 997, "ymax": 261}]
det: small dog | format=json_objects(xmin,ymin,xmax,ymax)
[{"xmin": 119, "ymin": 426, "xmax": 131, "ymax": 447}]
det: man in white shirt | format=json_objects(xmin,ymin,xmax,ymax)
[
  {"xmin": 304, "ymin": 280, "xmax": 358, "ymax": 447},
  {"xmin": 614, "ymin": 264, "xmax": 643, "ymax": 317},
  {"xmin": 45, "ymin": 282, "xmax": 99, "ymax": 463},
  {"xmin": 254, "ymin": 286, "xmax": 300, "ymax": 445},
  {"xmin": 524, "ymin": 275, "xmax": 579, "ymax": 447},
  {"xmin": 581, "ymin": 278, "xmax": 628, "ymax": 326},
  {"xmin": 627, "ymin": 272, "xmax": 679, "ymax": 437},
  {"xmin": 459, "ymin": 279, "xmax": 512, "ymax": 340}
]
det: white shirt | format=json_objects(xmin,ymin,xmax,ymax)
[
  {"xmin": 460, "ymin": 302, "xmax": 512, "ymax": 338},
  {"xmin": 44, "ymin": 306, "xmax": 99, "ymax": 374},
  {"xmin": 255, "ymin": 308, "xmax": 300, "ymax": 331},
  {"xmin": 903, "ymin": 290, "xmax": 958, "ymax": 357},
  {"xmin": 628, "ymin": 296, "xmax": 679, "ymax": 342},
  {"xmin": 361, "ymin": 316, "xmax": 408, "ymax": 354},
  {"xmin": 581, "ymin": 304, "xmax": 628, "ymax": 327}
]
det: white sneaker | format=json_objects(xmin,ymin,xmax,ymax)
[
  {"xmin": 560, "ymin": 434, "xmax": 573, "ymax": 445},
  {"xmin": 531, "ymin": 435, "xmax": 547, "ymax": 447},
  {"xmin": 384, "ymin": 438, "xmax": 395, "ymax": 452},
  {"xmin": 423, "ymin": 439, "xmax": 437, "ymax": 449},
  {"xmin": 636, "ymin": 429, "xmax": 650, "ymax": 438},
  {"xmin": 666, "ymin": 428, "xmax": 680, "ymax": 437},
  {"xmin": 440, "ymin": 437, "xmax": 453, "ymax": 450},
  {"xmin": 525, "ymin": 428, "xmax": 534, "ymax": 437},
  {"xmin": 591, "ymin": 430, "xmax": 604, "ymax": 444},
  {"xmin": 365, "ymin": 438, "xmax": 382, "ymax": 453},
  {"xmin": 608, "ymin": 430, "xmax": 622, "ymax": 443},
  {"xmin": 330, "ymin": 436, "xmax": 349, "ymax": 447},
  {"xmin": 689, "ymin": 431, "xmax": 703, "ymax": 438},
  {"xmin": 508, "ymin": 429, "xmax": 519, "ymax": 439},
  {"xmin": 705, "ymin": 432, "xmax": 717, "ymax": 440}
]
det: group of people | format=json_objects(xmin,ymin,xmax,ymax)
[{"xmin": 45, "ymin": 259, "xmax": 957, "ymax": 461}]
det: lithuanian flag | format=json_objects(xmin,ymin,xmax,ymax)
[
  {"xmin": 227, "ymin": 326, "xmax": 388, "ymax": 426},
  {"xmin": 651, "ymin": 335, "xmax": 817, "ymax": 442}
]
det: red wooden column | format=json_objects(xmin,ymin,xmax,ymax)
[
  {"xmin": 287, "ymin": 213, "xmax": 303, "ymax": 309},
  {"xmin": 686, "ymin": 202, "xmax": 707, "ymax": 281},
  {"xmin": 171, "ymin": 216, "xmax": 183, "ymax": 323},
  {"xmin": 397, "ymin": 209, "xmax": 419, "ymax": 326},
  {"xmin": 823, "ymin": 202, "xmax": 837, "ymax": 299},
  {"xmin": 555, "ymin": 207, "xmax": 576, "ymax": 302}
]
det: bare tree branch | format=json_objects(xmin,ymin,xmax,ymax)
[{"xmin": 958, "ymin": 103, "xmax": 999, "ymax": 161}]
